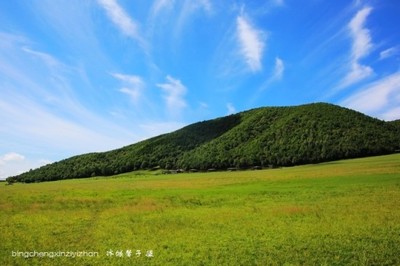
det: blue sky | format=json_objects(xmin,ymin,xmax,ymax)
[{"xmin": 1, "ymin": 0, "xmax": 400, "ymax": 179}]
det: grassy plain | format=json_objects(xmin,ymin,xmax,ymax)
[{"xmin": 1, "ymin": 154, "xmax": 400, "ymax": 265}]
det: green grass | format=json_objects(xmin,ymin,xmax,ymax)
[{"xmin": 1, "ymin": 154, "xmax": 400, "ymax": 265}]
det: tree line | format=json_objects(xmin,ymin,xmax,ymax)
[{"xmin": 7, "ymin": 103, "xmax": 400, "ymax": 183}]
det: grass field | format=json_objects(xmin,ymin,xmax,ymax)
[{"xmin": 1, "ymin": 154, "xmax": 400, "ymax": 265}]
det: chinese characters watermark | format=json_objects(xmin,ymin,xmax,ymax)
[{"xmin": 106, "ymin": 249, "xmax": 154, "ymax": 258}]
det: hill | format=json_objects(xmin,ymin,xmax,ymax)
[
  {"xmin": 389, "ymin": 119, "xmax": 400, "ymax": 130},
  {"xmin": 7, "ymin": 103, "xmax": 400, "ymax": 183}
]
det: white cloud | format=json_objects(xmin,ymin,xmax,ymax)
[
  {"xmin": 3, "ymin": 42, "xmax": 98, "ymax": 117},
  {"xmin": 112, "ymin": 73, "xmax": 143, "ymax": 84},
  {"xmin": 197, "ymin": 0, "xmax": 212, "ymax": 13},
  {"xmin": 150, "ymin": 0, "xmax": 175, "ymax": 17},
  {"xmin": 174, "ymin": 0, "xmax": 213, "ymax": 37},
  {"xmin": 112, "ymin": 73, "xmax": 145, "ymax": 104},
  {"xmin": 0, "ymin": 152, "xmax": 25, "ymax": 163},
  {"xmin": 341, "ymin": 62, "xmax": 373, "ymax": 87},
  {"xmin": 379, "ymin": 46, "xmax": 400, "ymax": 60},
  {"xmin": 181, "ymin": 0, "xmax": 212, "ymax": 14},
  {"xmin": 0, "ymin": 152, "xmax": 52, "ymax": 180},
  {"xmin": 272, "ymin": 0, "xmax": 284, "ymax": 6},
  {"xmin": 255, "ymin": 57, "xmax": 285, "ymax": 93},
  {"xmin": 119, "ymin": 87, "xmax": 140, "ymax": 103},
  {"xmin": 184, "ymin": 0, "xmax": 212, "ymax": 15},
  {"xmin": 272, "ymin": 57, "xmax": 284, "ymax": 81},
  {"xmin": 156, "ymin": 75, "xmax": 187, "ymax": 117},
  {"xmin": 226, "ymin": 103, "xmax": 236, "ymax": 115},
  {"xmin": 97, "ymin": 0, "xmax": 144, "ymax": 45},
  {"xmin": 349, "ymin": 7, "xmax": 373, "ymax": 60},
  {"xmin": 0, "ymin": 32, "xmax": 139, "ymax": 167},
  {"xmin": 339, "ymin": 6, "xmax": 373, "ymax": 88},
  {"xmin": 199, "ymin": 102, "xmax": 209, "ymax": 109},
  {"xmin": 381, "ymin": 107, "xmax": 400, "ymax": 121},
  {"xmin": 236, "ymin": 14, "xmax": 266, "ymax": 72},
  {"xmin": 0, "ymin": 32, "xmax": 27, "ymax": 48},
  {"xmin": 30, "ymin": 0, "xmax": 116, "ymax": 71},
  {"xmin": 0, "ymin": 94, "xmax": 134, "ymax": 154},
  {"xmin": 22, "ymin": 47, "xmax": 60, "ymax": 68},
  {"xmin": 341, "ymin": 72, "xmax": 400, "ymax": 120}
]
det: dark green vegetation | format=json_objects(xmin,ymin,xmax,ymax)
[
  {"xmin": 1, "ymin": 154, "xmax": 400, "ymax": 265},
  {"xmin": 389, "ymin": 119, "xmax": 400, "ymax": 130},
  {"xmin": 8, "ymin": 103, "xmax": 400, "ymax": 183}
]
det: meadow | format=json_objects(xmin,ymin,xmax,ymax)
[{"xmin": 1, "ymin": 154, "xmax": 400, "ymax": 265}]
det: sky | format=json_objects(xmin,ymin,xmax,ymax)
[{"xmin": 1, "ymin": 0, "xmax": 400, "ymax": 179}]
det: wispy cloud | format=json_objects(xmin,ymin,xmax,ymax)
[
  {"xmin": 174, "ymin": 0, "xmax": 212, "ymax": 37},
  {"xmin": 30, "ymin": 0, "xmax": 115, "ymax": 69},
  {"xmin": 112, "ymin": 73, "xmax": 145, "ymax": 104},
  {"xmin": 97, "ymin": 0, "xmax": 145, "ymax": 46},
  {"xmin": 150, "ymin": 0, "xmax": 175, "ymax": 17},
  {"xmin": 256, "ymin": 0, "xmax": 286, "ymax": 15},
  {"xmin": 0, "ymin": 152, "xmax": 24, "ymax": 179},
  {"xmin": 199, "ymin": 102, "xmax": 209, "ymax": 109},
  {"xmin": 272, "ymin": 57, "xmax": 284, "ymax": 81},
  {"xmin": 379, "ymin": 46, "xmax": 400, "ymax": 60},
  {"xmin": 0, "ymin": 93, "xmax": 134, "ymax": 155},
  {"xmin": 341, "ymin": 72, "xmax": 400, "ymax": 120},
  {"xmin": 22, "ymin": 47, "xmax": 60, "ymax": 68},
  {"xmin": 181, "ymin": 0, "xmax": 212, "ymax": 16},
  {"xmin": 272, "ymin": 0, "xmax": 284, "ymax": 7},
  {"xmin": 226, "ymin": 103, "xmax": 236, "ymax": 115},
  {"xmin": 156, "ymin": 75, "xmax": 187, "ymax": 117},
  {"xmin": 0, "ymin": 32, "xmax": 137, "ymax": 166},
  {"xmin": 197, "ymin": 0, "xmax": 212, "ymax": 13},
  {"xmin": 181, "ymin": 0, "xmax": 212, "ymax": 13},
  {"xmin": 0, "ymin": 34, "xmax": 80, "ymax": 112},
  {"xmin": 257, "ymin": 57, "xmax": 285, "ymax": 92},
  {"xmin": 119, "ymin": 88, "xmax": 140, "ymax": 103},
  {"xmin": 339, "ymin": 6, "xmax": 373, "ymax": 89},
  {"xmin": 349, "ymin": 7, "xmax": 372, "ymax": 59},
  {"xmin": 236, "ymin": 14, "xmax": 266, "ymax": 72},
  {"xmin": 0, "ymin": 152, "xmax": 25, "ymax": 163},
  {"xmin": 381, "ymin": 107, "xmax": 400, "ymax": 121},
  {"xmin": 0, "ymin": 152, "xmax": 53, "ymax": 180},
  {"xmin": 341, "ymin": 62, "xmax": 373, "ymax": 88},
  {"xmin": 246, "ymin": 57, "xmax": 285, "ymax": 106}
]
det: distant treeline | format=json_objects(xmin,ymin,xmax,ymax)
[{"xmin": 7, "ymin": 103, "xmax": 400, "ymax": 183}]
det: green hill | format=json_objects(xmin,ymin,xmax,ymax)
[
  {"xmin": 8, "ymin": 103, "xmax": 400, "ymax": 183},
  {"xmin": 389, "ymin": 119, "xmax": 400, "ymax": 130}
]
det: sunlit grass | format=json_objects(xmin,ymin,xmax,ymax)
[{"xmin": 1, "ymin": 154, "xmax": 400, "ymax": 265}]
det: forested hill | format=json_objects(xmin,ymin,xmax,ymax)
[{"xmin": 8, "ymin": 103, "xmax": 400, "ymax": 183}]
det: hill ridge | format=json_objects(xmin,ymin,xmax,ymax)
[{"xmin": 8, "ymin": 102, "xmax": 400, "ymax": 183}]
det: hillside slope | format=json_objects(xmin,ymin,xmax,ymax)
[{"xmin": 8, "ymin": 103, "xmax": 400, "ymax": 183}]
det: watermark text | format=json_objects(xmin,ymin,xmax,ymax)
[{"xmin": 11, "ymin": 250, "xmax": 99, "ymax": 258}]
